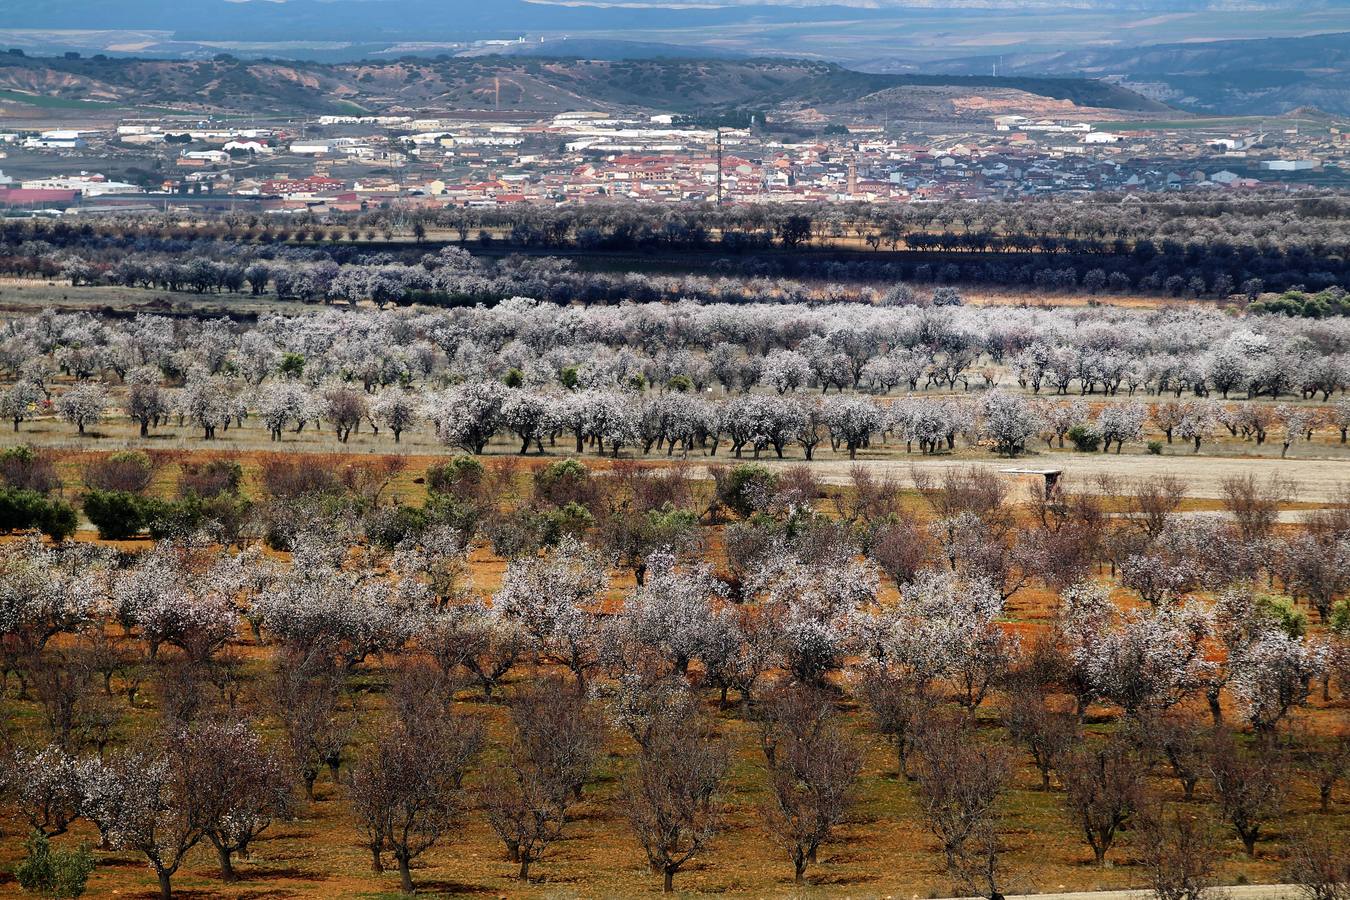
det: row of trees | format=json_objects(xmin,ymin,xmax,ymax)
[
  {"xmin": 5, "ymin": 193, "xmax": 1350, "ymax": 299},
  {"xmin": 8, "ymin": 355, "xmax": 1350, "ymax": 472},
  {"xmin": 8, "ymin": 299, "xmax": 1350, "ymax": 414}
]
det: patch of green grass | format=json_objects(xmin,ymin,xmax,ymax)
[
  {"xmin": 0, "ymin": 89, "xmax": 121, "ymax": 110},
  {"xmin": 329, "ymin": 99, "xmax": 370, "ymax": 115}
]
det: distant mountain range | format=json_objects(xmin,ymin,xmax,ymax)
[
  {"xmin": 3, "ymin": 1, "xmax": 1347, "ymax": 117},
  {"xmin": 0, "ymin": 54, "xmax": 1168, "ymax": 120}
]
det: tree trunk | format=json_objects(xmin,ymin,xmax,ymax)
[
  {"xmin": 157, "ymin": 869, "xmax": 174, "ymax": 900},
  {"xmin": 663, "ymin": 866, "xmax": 675, "ymax": 893},
  {"xmin": 216, "ymin": 843, "xmax": 237, "ymax": 881},
  {"xmin": 519, "ymin": 855, "xmax": 531, "ymax": 880},
  {"xmin": 398, "ymin": 856, "xmax": 414, "ymax": 894}
]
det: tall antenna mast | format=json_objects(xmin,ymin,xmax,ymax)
[{"xmin": 715, "ymin": 127, "xmax": 723, "ymax": 206}]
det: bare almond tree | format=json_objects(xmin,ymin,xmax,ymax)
[
  {"xmin": 757, "ymin": 687, "xmax": 862, "ymax": 883},
  {"xmin": 1136, "ymin": 799, "xmax": 1221, "ymax": 900},
  {"xmin": 347, "ymin": 708, "xmax": 478, "ymax": 895},
  {"xmin": 858, "ymin": 665, "xmax": 935, "ymax": 780},
  {"xmin": 1302, "ymin": 728, "xmax": 1350, "ymax": 814},
  {"xmin": 1207, "ymin": 729, "xmax": 1287, "ymax": 858},
  {"xmin": 511, "ymin": 675, "xmax": 604, "ymax": 802},
  {"xmin": 1129, "ymin": 711, "xmax": 1210, "ymax": 802},
  {"xmin": 272, "ymin": 648, "xmax": 349, "ymax": 801},
  {"xmin": 913, "ymin": 711, "xmax": 1010, "ymax": 886},
  {"xmin": 1286, "ymin": 829, "xmax": 1350, "ymax": 900},
  {"xmin": 481, "ymin": 677, "xmax": 604, "ymax": 880},
  {"xmin": 1005, "ymin": 690, "xmax": 1079, "ymax": 791},
  {"xmin": 623, "ymin": 708, "xmax": 728, "ymax": 893},
  {"xmin": 1059, "ymin": 734, "xmax": 1146, "ymax": 866}
]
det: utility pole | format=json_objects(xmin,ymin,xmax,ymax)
[{"xmin": 715, "ymin": 127, "xmax": 723, "ymax": 206}]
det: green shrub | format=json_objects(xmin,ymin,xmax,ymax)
[
  {"xmin": 666, "ymin": 374, "xmax": 694, "ymax": 393},
  {"xmin": 366, "ymin": 504, "xmax": 430, "ymax": 549},
  {"xmin": 717, "ymin": 464, "xmax": 778, "ymax": 519},
  {"xmin": 1332, "ymin": 598, "xmax": 1350, "ymax": 635},
  {"xmin": 145, "ymin": 495, "xmax": 203, "ymax": 540},
  {"xmin": 279, "ymin": 352, "xmax": 306, "ymax": 378},
  {"xmin": 425, "ymin": 493, "xmax": 481, "ymax": 537},
  {"xmin": 1147, "ymin": 440, "xmax": 1164, "ymax": 455},
  {"xmin": 179, "ymin": 458, "xmax": 243, "ymax": 498},
  {"xmin": 1067, "ymin": 424, "xmax": 1102, "ymax": 453},
  {"xmin": 82, "ymin": 489, "xmax": 151, "ymax": 540},
  {"xmin": 14, "ymin": 831, "xmax": 94, "ymax": 899},
  {"xmin": 486, "ymin": 507, "xmax": 546, "ymax": 559},
  {"xmin": 1255, "ymin": 594, "xmax": 1307, "ymax": 639},
  {"xmin": 0, "ymin": 488, "xmax": 78, "ymax": 541},
  {"xmin": 426, "ymin": 456, "xmax": 485, "ymax": 497},
  {"xmin": 533, "ymin": 458, "xmax": 591, "ymax": 507},
  {"xmin": 540, "ymin": 500, "xmax": 595, "ymax": 545},
  {"xmin": 37, "ymin": 500, "xmax": 79, "ymax": 542}
]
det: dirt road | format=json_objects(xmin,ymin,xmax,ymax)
[
  {"xmin": 732, "ymin": 453, "xmax": 1350, "ymax": 503},
  {"xmin": 936, "ymin": 886, "xmax": 1302, "ymax": 900}
]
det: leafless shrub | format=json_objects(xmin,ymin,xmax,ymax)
[
  {"xmin": 1128, "ymin": 474, "xmax": 1188, "ymax": 539},
  {"xmin": 84, "ymin": 450, "xmax": 158, "ymax": 494}
]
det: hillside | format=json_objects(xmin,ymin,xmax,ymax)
[
  {"xmin": 0, "ymin": 55, "xmax": 1170, "ymax": 120},
  {"xmin": 918, "ymin": 32, "xmax": 1350, "ymax": 116}
]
